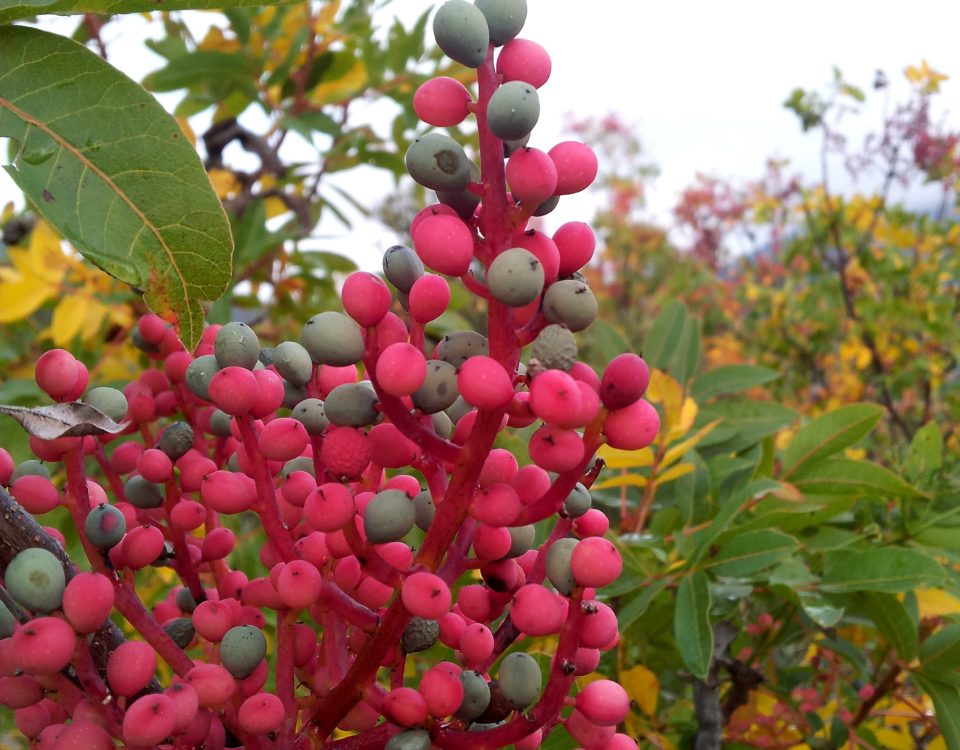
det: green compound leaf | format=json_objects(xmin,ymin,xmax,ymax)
[
  {"xmin": 0, "ymin": 26, "xmax": 232, "ymax": 351},
  {"xmin": 0, "ymin": 0, "xmax": 299, "ymax": 24},
  {"xmin": 781, "ymin": 403, "xmax": 884, "ymax": 479},
  {"xmin": 674, "ymin": 571, "xmax": 713, "ymax": 680}
]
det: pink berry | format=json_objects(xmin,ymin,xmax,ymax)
[
  {"xmin": 410, "ymin": 204, "xmax": 458, "ymax": 237},
  {"xmin": 123, "ymin": 693, "xmax": 176, "ymax": 745},
  {"xmin": 277, "ymin": 560, "xmax": 323, "ymax": 610},
  {"xmin": 574, "ymin": 508, "xmax": 610, "ymax": 538},
  {"xmin": 402, "ymin": 572, "xmax": 452, "ymax": 619},
  {"xmin": 185, "ymin": 663, "xmax": 236, "ymax": 708},
  {"xmin": 458, "ymin": 356, "xmax": 514, "ymax": 410},
  {"xmin": 566, "ymin": 708, "xmax": 616, "ymax": 749},
  {"xmin": 600, "ymin": 353, "xmax": 650, "ymax": 410},
  {"xmin": 511, "ymin": 584, "xmax": 567, "ymax": 636},
  {"xmin": 342, "ymin": 271, "xmax": 392, "ymax": 327},
  {"xmin": 304, "ymin": 483, "xmax": 355, "ymax": 532},
  {"xmin": 138, "ymin": 448, "xmax": 174, "ymax": 483},
  {"xmin": 120, "ymin": 524, "xmax": 165, "ymax": 570},
  {"xmin": 193, "ymin": 600, "xmax": 236, "ymax": 643},
  {"xmin": 170, "ymin": 499, "xmax": 207, "ymax": 531},
  {"xmin": 516, "ymin": 729, "xmax": 544, "ymax": 750},
  {"xmin": 377, "ymin": 343, "xmax": 428, "ymax": 396},
  {"xmin": 472, "ymin": 524, "xmax": 512, "ymax": 560},
  {"xmin": 108, "ymin": 641, "xmax": 157, "ymax": 697},
  {"xmin": 111, "ymin": 441, "xmax": 142, "ymax": 474},
  {"xmin": 201, "ymin": 527, "xmax": 236, "ymax": 561},
  {"xmin": 529, "ymin": 369, "xmax": 582, "ymax": 425},
  {"xmin": 258, "ymin": 417, "xmax": 309, "ymax": 461},
  {"xmin": 201, "ymin": 470, "xmax": 257, "ymax": 514},
  {"xmin": 165, "ymin": 681, "xmax": 201, "ymax": 734},
  {"xmin": 412, "ymin": 214, "xmax": 474, "ymax": 276},
  {"xmin": 511, "ymin": 464, "xmax": 551, "ymax": 504},
  {"xmin": 14, "ymin": 703, "xmax": 50, "ymax": 739},
  {"xmin": 479, "ymin": 448, "xmax": 519, "ymax": 488},
  {"xmin": 369, "ymin": 423, "xmax": 419, "ymax": 468},
  {"xmin": 408, "ymin": 273, "xmax": 451, "ymax": 324},
  {"xmin": 383, "ymin": 686, "xmax": 428, "ymax": 727},
  {"xmin": 52, "ymin": 720, "xmax": 113, "ymax": 750},
  {"xmin": 554, "ymin": 221, "xmax": 596, "ymax": 275},
  {"xmin": 10, "ymin": 475, "xmax": 60, "ymax": 514},
  {"xmin": 497, "ymin": 38, "xmax": 551, "ymax": 88},
  {"xmin": 238, "ymin": 692, "xmax": 284, "ymax": 734},
  {"xmin": 528, "ymin": 424, "xmax": 585, "ymax": 472},
  {"xmin": 252, "ymin": 368, "xmax": 285, "ymax": 418},
  {"xmin": 0, "ymin": 448, "xmax": 13, "ymax": 486},
  {"xmin": 35, "ymin": 349, "xmax": 82, "ymax": 401},
  {"xmin": 471, "ymin": 482, "xmax": 521, "ymax": 526},
  {"xmin": 414, "ymin": 76, "xmax": 472, "ymax": 127},
  {"xmin": 420, "ymin": 662, "xmax": 464, "ymax": 717},
  {"xmin": 506, "ymin": 147, "xmax": 558, "ymax": 205},
  {"xmin": 321, "ymin": 426, "xmax": 373, "ymax": 480},
  {"xmin": 571, "ymin": 538, "xmax": 622, "ymax": 589},
  {"xmin": 208, "ymin": 366, "xmax": 259, "ymax": 416},
  {"xmin": 376, "ymin": 311, "xmax": 409, "ymax": 350},
  {"xmin": 576, "ymin": 680, "xmax": 629, "ymax": 725},
  {"xmin": 603, "ymin": 398, "xmax": 660, "ymax": 450},
  {"xmin": 570, "ymin": 361, "xmax": 601, "ymax": 391},
  {"xmin": 459, "ymin": 623, "xmax": 494, "ymax": 665},
  {"xmin": 139, "ymin": 313, "xmax": 169, "ymax": 344},
  {"xmin": 549, "ymin": 141, "xmax": 598, "ymax": 195},
  {"xmin": 439, "ymin": 612, "xmax": 467, "ymax": 649},
  {"xmin": 12, "ymin": 617, "xmax": 76, "ymax": 674},
  {"xmin": 318, "ymin": 364, "xmax": 358, "ymax": 395},
  {"xmin": 0, "ymin": 675, "xmax": 43, "ymax": 709},
  {"xmin": 457, "ymin": 584, "xmax": 492, "ymax": 622},
  {"xmin": 62, "ymin": 572, "xmax": 114, "ymax": 634}
]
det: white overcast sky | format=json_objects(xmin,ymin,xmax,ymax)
[{"xmin": 2, "ymin": 0, "xmax": 959, "ymax": 270}]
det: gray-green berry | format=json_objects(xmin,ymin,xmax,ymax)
[
  {"xmin": 386, "ymin": 729, "xmax": 432, "ymax": 750},
  {"xmin": 5, "ymin": 548, "xmax": 65, "ymax": 614},
  {"xmin": 158, "ymin": 421, "xmax": 194, "ymax": 461},
  {"xmin": 413, "ymin": 490, "xmax": 436, "ymax": 531},
  {"xmin": 292, "ymin": 399, "xmax": 328, "ymax": 435},
  {"xmin": 383, "ymin": 245, "xmax": 424, "ymax": 294},
  {"xmin": 0, "ymin": 600, "xmax": 15, "ymax": 639},
  {"xmin": 542, "ymin": 279, "xmax": 598, "ymax": 332},
  {"xmin": 487, "ymin": 81, "xmax": 539, "ymax": 141},
  {"xmin": 487, "ymin": 247, "xmax": 544, "ymax": 307},
  {"xmin": 563, "ymin": 483, "xmax": 591, "ymax": 518},
  {"xmin": 506, "ymin": 524, "xmax": 536, "ymax": 558},
  {"xmin": 402, "ymin": 617, "xmax": 440, "ymax": 653},
  {"xmin": 220, "ymin": 625, "xmax": 267, "ymax": 679},
  {"xmin": 273, "ymin": 341, "xmax": 314, "ymax": 387},
  {"xmin": 412, "ymin": 360, "xmax": 459, "ymax": 414},
  {"xmin": 433, "ymin": 0, "xmax": 490, "ymax": 68},
  {"xmin": 456, "ymin": 670, "xmax": 491, "ymax": 720},
  {"xmin": 474, "ymin": 0, "xmax": 526, "ymax": 45},
  {"xmin": 164, "ymin": 617, "xmax": 196, "ymax": 649},
  {"xmin": 531, "ymin": 324, "xmax": 577, "ymax": 371},
  {"xmin": 209, "ymin": 410, "xmax": 234, "ymax": 437},
  {"xmin": 405, "ymin": 133, "xmax": 472, "ymax": 192},
  {"xmin": 125, "ymin": 476, "xmax": 165, "ymax": 509},
  {"xmin": 84, "ymin": 503, "xmax": 127, "ymax": 549},
  {"xmin": 214, "ymin": 322, "xmax": 260, "ymax": 370},
  {"xmin": 301, "ymin": 312, "xmax": 364, "ymax": 366},
  {"xmin": 546, "ymin": 537, "xmax": 578, "ymax": 595},
  {"xmin": 436, "ymin": 331, "xmax": 488, "ymax": 368},
  {"xmin": 324, "ymin": 383, "xmax": 379, "ymax": 428},
  {"xmin": 10, "ymin": 460, "xmax": 50, "ymax": 484},
  {"xmin": 497, "ymin": 651, "xmax": 541, "ymax": 709},
  {"xmin": 82, "ymin": 387, "xmax": 128, "ymax": 422},
  {"xmin": 363, "ymin": 490, "xmax": 416, "ymax": 544},
  {"xmin": 185, "ymin": 354, "xmax": 220, "ymax": 401}
]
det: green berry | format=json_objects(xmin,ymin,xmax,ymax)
[
  {"xmin": 546, "ymin": 537, "xmax": 578, "ymax": 595},
  {"xmin": 10, "ymin": 460, "xmax": 50, "ymax": 484},
  {"xmin": 301, "ymin": 312, "xmax": 364, "ymax": 366},
  {"xmin": 214, "ymin": 322, "xmax": 260, "ymax": 370},
  {"xmin": 386, "ymin": 729, "xmax": 432, "ymax": 750},
  {"xmin": 125, "ymin": 476, "xmax": 165, "ymax": 509},
  {"xmin": 383, "ymin": 245, "xmax": 425, "ymax": 294},
  {"xmin": 324, "ymin": 383, "xmax": 380, "ymax": 428},
  {"xmin": 497, "ymin": 652, "xmax": 541, "ymax": 709},
  {"xmin": 542, "ymin": 279, "xmax": 598, "ymax": 332},
  {"xmin": 5, "ymin": 548, "xmax": 65, "ymax": 614},
  {"xmin": 185, "ymin": 354, "xmax": 220, "ymax": 401},
  {"xmin": 414, "ymin": 490, "xmax": 436, "ymax": 531},
  {"xmin": 433, "ymin": 0, "xmax": 490, "ymax": 68},
  {"xmin": 158, "ymin": 421, "xmax": 194, "ymax": 461},
  {"xmin": 474, "ymin": 0, "xmax": 526, "ymax": 45},
  {"xmin": 0, "ymin": 600, "xmax": 15, "ymax": 638},
  {"xmin": 363, "ymin": 490, "xmax": 416, "ymax": 544},
  {"xmin": 84, "ymin": 503, "xmax": 127, "ymax": 549},
  {"xmin": 531, "ymin": 324, "xmax": 577, "ymax": 371},
  {"xmin": 402, "ymin": 617, "xmax": 440, "ymax": 653},
  {"xmin": 563, "ymin": 483, "xmax": 591, "ymax": 518},
  {"xmin": 506, "ymin": 524, "xmax": 535, "ymax": 558},
  {"xmin": 436, "ymin": 331, "xmax": 488, "ymax": 368},
  {"xmin": 487, "ymin": 247, "xmax": 544, "ymax": 307},
  {"xmin": 412, "ymin": 360, "xmax": 459, "ymax": 414},
  {"xmin": 292, "ymin": 399, "xmax": 328, "ymax": 435},
  {"xmin": 82, "ymin": 387, "xmax": 128, "ymax": 422},
  {"xmin": 487, "ymin": 81, "xmax": 539, "ymax": 141},
  {"xmin": 273, "ymin": 341, "xmax": 313, "ymax": 387},
  {"xmin": 164, "ymin": 617, "xmax": 196, "ymax": 649},
  {"xmin": 405, "ymin": 133, "xmax": 473, "ymax": 192},
  {"xmin": 457, "ymin": 670, "xmax": 491, "ymax": 720},
  {"xmin": 209, "ymin": 410, "xmax": 234, "ymax": 437},
  {"xmin": 220, "ymin": 625, "xmax": 267, "ymax": 679}
]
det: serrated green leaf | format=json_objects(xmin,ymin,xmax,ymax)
[
  {"xmin": 790, "ymin": 458, "xmax": 924, "ymax": 498},
  {"xmin": 821, "ymin": 548, "xmax": 946, "ymax": 593},
  {"xmin": 0, "ymin": 0, "xmax": 299, "ymax": 24},
  {"xmin": 690, "ymin": 364, "xmax": 780, "ymax": 402},
  {"xmin": 674, "ymin": 571, "xmax": 712, "ymax": 680},
  {"xmin": 0, "ymin": 26, "xmax": 231, "ymax": 350},
  {"xmin": 706, "ymin": 529, "xmax": 799, "ymax": 577},
  {"xmin": 857, "ymin": 592, "xmax": 918, "ymax": 660},
  {"xmin": 781, "ymin": 403, "xmax": 884, "ymax": 478}
]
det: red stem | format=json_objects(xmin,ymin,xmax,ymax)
[{"xmin": 277, "ymin": 609, "xmax": 298, "ymax": 749}]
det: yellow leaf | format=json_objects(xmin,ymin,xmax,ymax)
[
  {"xmin": 916, "ymin": 588, "xmax": 960, "ymax": 618},
  {"xmin": 0, "ymin": 276, "xmax": 56, "ymax": 322},
  {"xmin": 597, "ymin": 444, "xmax": 654, "ymax": 470},
  {"xmin": 652, "ymin": 462, "xmax": 694, "ymax": 487},
  {"xmin": 593, "ymin": 473, "xmax": 647, "ymax": 491},
  {"xmin": 646, "ymin": 369, "xmax": 682, "ymax": 431},
  {"xmin": 904, "ymin": 60, "xmax": 948, "ymax": 93},
  {"xmin": 24, "ymin": 221, "xmax": 68, "ymax": 285},
  {"xmin": 208, "ymin": 168, "xmax": 242, "ymax": 200},
  {"xmin": 662, "ymin": 419, "xmax": 719, "ymax": 467},
  {"xmin": 51, "ymin": 295, "xmax": 91, "ymax": 346},
  {"xmin": 1, "ymin": 202, "xmax": 13, "ymax": 222},
  {"xmin": 79, "ymin": 299, "xmax": 110, "ymax": 342},
  {"xmin": 872, "ymin": 727, "xmax": 917, "ymax": 750},
  {"xmin": 310, "ymin": 59, "xmax": 368, "ymax": 106},
  {"xmin": 176, "ymin": 117, "xmax": 197, "ymax": 147},
  {"xmin": 621, "ymin": 664, "xmax": 659, "ymax": 717},
  {"xmin": 927, "ymin": 737, "xmax": 947, "ymax": 750}
]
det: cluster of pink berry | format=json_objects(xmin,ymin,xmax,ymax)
[{"xmin": 0, "ymin": 1, "xmax": 659, "ymax": 748}]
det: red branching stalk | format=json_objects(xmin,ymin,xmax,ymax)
[
  {"xmin": 62, "ymin": 445, "xmax": 196, "ymax": 677},
  {"xmin": 277, "ymin": 609, "xmax": 298, "ymax": 749},
  {"xmin": 163, "ymin": 479, "xmax": 206, "ymax": 602},
  {"xmin": 438, "ymin": 593, "xmax": 586, "ymax": 748},
  {"xmin": 238, "ymin": 414, "xmax": 299, "ymax": 562}
]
